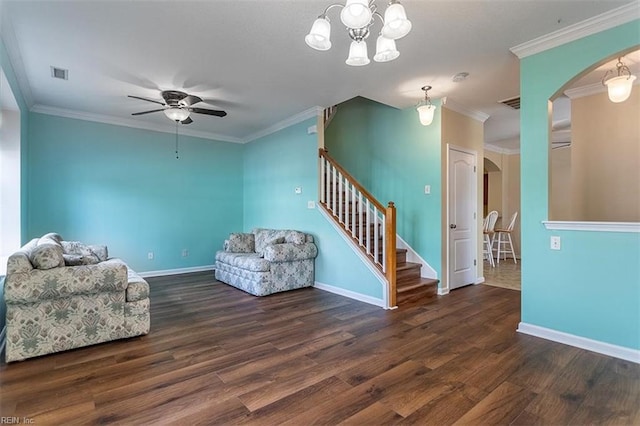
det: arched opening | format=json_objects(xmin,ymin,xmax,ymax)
[{"xmin": 549, "ymin": 47, "xmax": 639, "ymax": 222}]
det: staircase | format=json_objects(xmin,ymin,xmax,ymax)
[{"xmin": 319, "ymin": 148, "xmax": 438, "ymax": 307}]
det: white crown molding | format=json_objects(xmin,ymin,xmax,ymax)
[
  {"xmin": 565, "ymin": 74, "xmax": 640, "ymax": 99},
  {"xmin": 243, "ymin": 106, "xmax": 323, "ymax": 143},
  {"xmin": 518, "ymin": 322, "xmax": 640, "ymax": 364},
  {"xmin": 542, "ymin": 220, "xmax": 640, "ymax": 233},
  {"xmin": 30, "ymin": 104, "xmax": 244, "ymax": 143},
  {"xmin": 510, "ymin": 3, "xmax": 640, "ymax": 59},
  {"xmin": 0, "ymin": 7, "xmax": 34, "ymax": 108},
  {"xmin": 484, "ymin": 143, "xmax": 521, "ymax": 155},
  {"xmin": 442, "ymin": 97, "xmax": 491, "ymax": 123},
  {"xmin": 314, "ymin": 281, "xmax": 386, "ymax": 308},
  {"xmin": 138, "ymin": 265, "xmax": 215, "ymax": 278}
]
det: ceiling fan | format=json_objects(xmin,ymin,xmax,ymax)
[{"xmin": 128, "ymin": 90, "xmax": 227, "ymax": 124}]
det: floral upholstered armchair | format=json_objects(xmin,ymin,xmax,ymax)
[
  {"xmin": 4, "ymin": 233, "xmax": 150, "ymax": 362},
  {"xmin": 214, "ymin": 228, "xmax": 318, "ymax": 296}
]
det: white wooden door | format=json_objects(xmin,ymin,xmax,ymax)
[{"xmin": 448, "ymin": 147, "xmax": 476, "ymax": 290}]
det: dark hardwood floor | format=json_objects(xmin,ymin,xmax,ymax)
[{"xmin": 1, "ymin": 272, "xmax": 638, "ymax": 425}]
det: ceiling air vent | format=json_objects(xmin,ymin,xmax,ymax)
[
  {"xmin": 499, "ymin": 96, "xmax": 520, "ymax": 110},
  {"xmin": 50, "ymin": 66, "xmax": 68, "ymax": 80}
]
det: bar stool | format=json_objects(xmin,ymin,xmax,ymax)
[
  {"xmin": 495, "ymin": 211, "xmax": 518, "ymax": 264},
  {"xmin": 483, "ymin": 210, "xmax": 498, "ymax": 267}
]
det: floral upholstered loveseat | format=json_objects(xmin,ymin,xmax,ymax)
[
  {"xmin": 4, "ymin": 233, "xmax": 150, "ymax": 362},
  {"xmin": 214, "ymin": 228, "xmax": 318, "ymax": 296}
]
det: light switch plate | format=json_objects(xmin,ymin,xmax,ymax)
[
  {"xmin": 295, "ymin": 187, "xmax": 302, "ymax": 194},
  {"xmin": 424, "ymin": 185, "xmax": 431, "ymax": 194}
]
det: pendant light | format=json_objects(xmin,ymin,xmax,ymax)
[
  {"xmin": 416, "ymin": 86, "xmax": 436, "ymax": 126},
  {"xmin": 602, "ymin": 57, "xmax": 637, "ymax": 103}
]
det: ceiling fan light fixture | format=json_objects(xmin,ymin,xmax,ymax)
[
  {"xmin": 373, "ymin": 35, "xmax": 399, "ymax": 62},
  {"xmin": 305, "ymin": 16, "xmax": 332, "ymax": 51},
  {"xmin": 164, "ymin": 107, "xmax": 190, "ymax": 122},
  {"xmin": 382, "ymin": 1, "xmax": 411, "ymax": 40},
  {"xmin": 340, "ymin": 0, "xmax": 372, "ymax": 29},
  {"xmin": 602, "ymin": 57, "xmax": 637, "ymax": 103}
]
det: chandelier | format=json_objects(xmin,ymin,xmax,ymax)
[{"xmin": 305, "ymin": 0, "xmax": 412, "ymax": 66}]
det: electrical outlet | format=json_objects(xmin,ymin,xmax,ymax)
[
  {"xmin": 147, "ymin": 252, "xmax": 154, "ymax": 260},
  {"xmin": 550, "ymin": 236, "xmax": 561, "ymax": 250},
  {"xmin": 182, "ymin": 249, "xmax": 189, "ymax": 257},
  {"xmin": 295, "ymin": 187, "xmax": 302, "ymax": 194},
  {"xmin": 424, "ymin": 185, "xmax": 431, "ymax": 194},
  {"xmin": 307, "ymin": 200, "xmax": 316, "ymax": 209}
]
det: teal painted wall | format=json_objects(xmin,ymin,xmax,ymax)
[
  {"xmin": 243, "ymin": 118, "xmax": 384, "ymax": 299},
  {"xmin": 520, "ymin": 20, "xmax": 640, "ymax": 349},
  {"xmin": 27, "ymin": 113, "xmax": 244, "ymax": 272},
  {"xmin": 325, "ymin": 97, "xmax": 443, "ymax": 277},
  {"xmin": 1, "ymin": 36, "xmax": 30, "ymax": 335}
]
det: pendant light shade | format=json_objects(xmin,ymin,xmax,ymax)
[
  {"xmin": 417, "ymin": 104, "xmax": 436, "ymax": 126},
  {"xmin": 164, "ymin": 107, "xmax": 190, "ymax": 122},
  {"xmin": 382, "ymin": 1, "xmax": 412, "ymax": 40},
  {"xmin": 346, "ymin": 40, "xmax": 370, "ymax": 66},
  {"xmin": 373, "ymin": 35, "xmax": 399, "ymax": 62},
  {"xmin": 602, "ymin": 57, "xmax": 637, "ymax": 103},
  {"xmin": 340, "ymin": 0, "xmax": 372, "ymax": 29},
  {"xmin": 604, "ymin": 74, "xmax": 636, "ymax": 103},
  {"xmin": 305, "ymin": 17, "xmax": 332, "ymax": 51}
]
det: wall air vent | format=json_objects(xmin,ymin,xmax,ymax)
[
  {"xmin": 50, "ymin": 66, "xmax": 68, "ymax": 80},
  {"xmin": 499, "ymin": 96, "xmax": 520, "ymax": 110}
]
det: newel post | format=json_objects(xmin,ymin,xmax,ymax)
[{"xmin": 385, "ymin": 201, "xmax": 397, "ymax": 308}]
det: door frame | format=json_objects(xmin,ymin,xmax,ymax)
[{"xmin": 443, "ymin": 143, "xmax": 479, "ymax": 295}]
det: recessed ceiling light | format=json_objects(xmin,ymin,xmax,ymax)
[
  {"xmin": 50, "ymin": 66, "xmax": 68, "ymax": 80},
  {"xmin": 452, "ymin": 72, "xmax": 469, "ymax": 82}
]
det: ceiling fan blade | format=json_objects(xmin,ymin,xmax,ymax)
[
  {"xmin": 131, "ymin": 108, "xmax": 165, "ymax": 116},
  {"xmin": 128, "ymin": 95, "xmax": 165, "ymax": 106},
  {"xmin": 189, "ymin": 107, "xmax": 227, "ymax": 117},
  {"xmin": 181, "ymin": 117, "xmax": 193, "ymax": 125},
  {"xmin": 180, "ymin": 95, "xmax": 203, "ymax": 107}
]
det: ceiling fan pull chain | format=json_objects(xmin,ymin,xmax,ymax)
[{"xmin": 175, "ymin": 121, "xmax": 179, "ymax": 159}]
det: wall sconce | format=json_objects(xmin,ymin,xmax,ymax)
[
  {"xmin": 416, "ymin": 85, "xmax": 436, "ymax": 126},
  {"xmin": 602, "ymin": 57, "xmax": 636, "ymax": 103}
]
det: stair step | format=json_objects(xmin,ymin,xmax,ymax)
[
  {"xmin": 396, "ymin": 279, "xmax": 439, "ymax": 306},
  {"xmin": 397, "ymin": 277, "xmax": 439, "ymax": 293},
  {"xmin": 397, "ymin": 261, "xmax": 421, "ymax": 280}
]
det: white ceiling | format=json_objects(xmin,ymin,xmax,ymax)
[{"xmin": 1, "ymin": 0, "xmax": 637, "ymax": 144}]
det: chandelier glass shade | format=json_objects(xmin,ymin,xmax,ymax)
[
  {"xmin": 164, "ymin": 107, "xmax": 190, "ymax": 122},
  {"xmin": 305, "ymin": 0, "xmax": 411, "ymax": 66},
  {"xmin": 602, "ymin": 57, "xmax": 636, "ymax": 103}
]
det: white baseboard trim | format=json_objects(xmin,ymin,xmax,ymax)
[
  {"xmin": 139, "ymin": 265, "xmax": 215, "ymax": 278},
  {"xmin": 475, "ymin": 277, "xmax": 485, "ymax": 285},
  {"xmin": 437, "ymin": 287, "xmax": 450, "ymax": 295},
  {"xmin": 0, "ymin": 325, "xmax": 6, "ymax": 358},
  {"xmin": 517, "ymin": 322, "xmax": 640, "ymax": 364},
  {"xmin": 314, "ymin": 281, "xmax": 386, "ymax": 309}
]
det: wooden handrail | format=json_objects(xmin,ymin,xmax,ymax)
[{"xmin": 319, "ymin": 148, "xmax": 385, "ymax": 212}]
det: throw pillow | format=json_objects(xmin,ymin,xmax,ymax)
[
  {"xmin": 63, "ymin": 254, "xmax": 100, "ymax": 266},
  {"xmin": 227, "ymin": 233, "xmax": 255, "ymax": 253},
  {"xmin": 61, "ymin": 241, "xmax": 93, "ymax": 257},
  {"xmin": 286, "ymin": 230, "xmax": 306, "ymax": 245},
  {"xmin": 30, "ymin": 242, "xmax": 65, "ymax": 269},
  {"xmin": 88, "ymin": 244, "xmax": 109, "ymax": 261}
]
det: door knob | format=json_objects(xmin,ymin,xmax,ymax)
[{"xmin": 450, "ymin": 224, "xmax": 457, "ymax": 229}]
